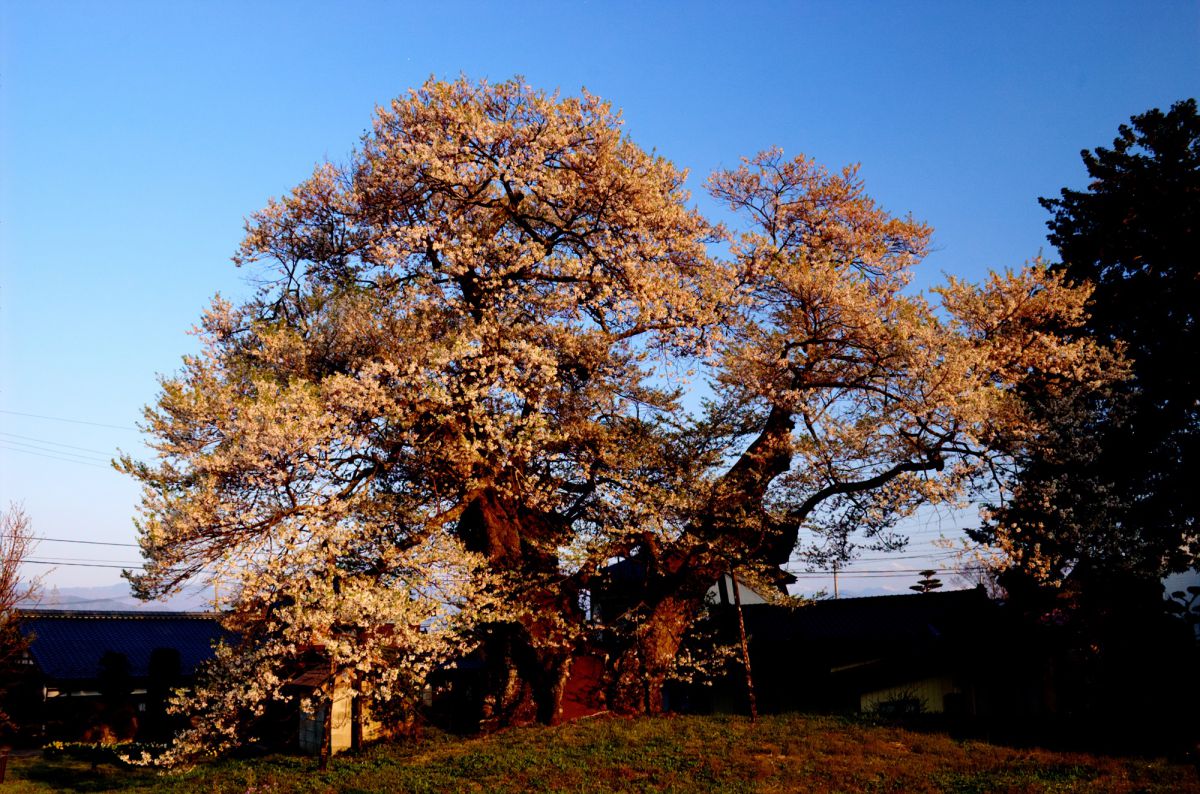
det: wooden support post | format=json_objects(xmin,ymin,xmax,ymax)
[
  {"xmin": 730, "ymin": 568, "xmax": 757, "ymax": 722},
  {"xmin": 318, "ymin": 660, "xmax": 334, "ymax": 770},
  {"xmin": 351, "ymin": 669, "xmax": 363, "ymax": 752},
  {"xmin": 318, "ymin": 695, "xmax": 332, "ymax": 770}
]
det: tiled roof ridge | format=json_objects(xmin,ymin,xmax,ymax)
[
  {"xmin": 740, "ymin": 587, "xmax": 989, "ymax": 607},
  {"xmin": 815, "ymin": 588, "xmax": 985, "ymax": 604},
  {"xmin": 17, "ymin": 608, "xmax": 221, "ymax": 619}
]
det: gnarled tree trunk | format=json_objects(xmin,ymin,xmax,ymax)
[
  {"xmin": 608, "ymin": 409, "xmax": 798, "ymax": 714},
  {"xmin": 609, "ymin": 589, "xmax": 707, "ymax": 715},
  {"xmin": 459, "ymin": 487, "xmax": 584, "ymax": 727}
]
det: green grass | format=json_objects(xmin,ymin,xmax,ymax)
[{"xmin": 4, "ymin": 713, "xmax": 1198, "ymax": 793}]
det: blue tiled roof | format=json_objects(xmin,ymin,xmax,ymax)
[{"xmin": 17, "ymin": 610, "xmax": 228, "ymax": 681}]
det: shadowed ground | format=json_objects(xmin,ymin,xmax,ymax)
[{"xmin": 4, "ymin": 713, "xmax": 1198, "ymax": 793}]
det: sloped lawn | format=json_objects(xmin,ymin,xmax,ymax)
[{"xmin": 5, "ymin": 713, "xmax": 1197, "ymax": 793}]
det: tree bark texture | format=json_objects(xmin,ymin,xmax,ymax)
[{"xmin": 459, "ymin": 488, "xmax": 585, "ymax": 726}]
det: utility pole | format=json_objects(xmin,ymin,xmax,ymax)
[{"xmin": 729, "ymin": 567, "xmax": 757, "ymax": 722}]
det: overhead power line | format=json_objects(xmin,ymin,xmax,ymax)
[
  {"xmin": 30, "ymin": 555, "xmax": 145, "ymax": 565},
  {"xmin": 0, "ymin": 409, "xmax": 138, "ymax": 432},
  {"xmin": 0, "ymin": 444, "xmax": 113, "ymax": 469},
  {"xmin": 25, "ymin": 559, "xmax": 145, "ymax": 570},
  {"xmin": 36, "ymin": 537, "xmax": 140, "ymax": 548},
  {"xmin": 0, "ymin": 431, "xmax": 117, "ymax": 456},
  {"xmin": 24, "ymin": 559, "xmax": 195, "ymax": 576},
  {"xmin": 786, "ymin": 565, "xmax": 987, "ymax": 577},
  {"xmin": 0, "ymin": 438, "xmax": 111, "ymax": 463},
  {"xmin": 796, "ymin": 551, "xmax": 956, "ymax": 564}
]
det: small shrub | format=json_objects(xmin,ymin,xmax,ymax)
[{"xmin": 867, "ymin": 688, "xmax": 927, "ymax": 718}]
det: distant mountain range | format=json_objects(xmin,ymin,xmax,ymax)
[{"xmin": 20, "ymin": 581, "xmax": 212, "ymax": 612}]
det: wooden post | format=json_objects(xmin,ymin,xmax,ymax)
[
  {"xmin": 319, "ymin": 548, "xmax": 336, "ymax": 769},
  {"xmin": 350, "ymin": 669, "xmax": 363, "ymax": 752},
  {"xmin": 318, "ymin": 661, "xmax": 334, "ymax": 770},
  {"xmin": 729, "ymin": 568, "xmax": 757, "ymax": 722}
]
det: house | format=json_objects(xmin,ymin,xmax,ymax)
[
  {"xmin": 13, "ymin": 609, "xmax": 227, "ymax": 742},
  {"xmin": 616, "ymin": 584, "xmax": 1024, "ymax": 720},
  {"xmin": 555, "ymin": 558, "xmax": 1009, "ymax": 721},
  {"xmin": 729, "ymin": 587, "xmax": 1001, "ymax": 717}
]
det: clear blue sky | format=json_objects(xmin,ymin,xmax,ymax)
[{"xmin": 2, "ymin": 1, "xmax": 1197, "ymax": 596}]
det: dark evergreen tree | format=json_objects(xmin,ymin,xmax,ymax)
[
  {"xmin": 977, "ymin": 99, "xmax": 1200, "ymax": 583},
  {"xmin": 973, "ymin": 100, "xmax": 1200, "ymax": 753}
]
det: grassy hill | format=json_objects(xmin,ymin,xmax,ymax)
[{"xmin": 6, "ymin": 713, "xmax": 1198, "ymax": 793}]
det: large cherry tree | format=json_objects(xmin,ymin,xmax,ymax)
[{"xmin": 123, "ymin": 78, "xmax": 1115, "ymax": 748}]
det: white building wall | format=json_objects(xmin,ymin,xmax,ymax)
[
  {"xmin": 706, "ymin": 574, "xmax": 768, "ymax": 606},
  {"xmin": 860, "ymin": 676, "xmax": 959, "ymax": 714}
]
